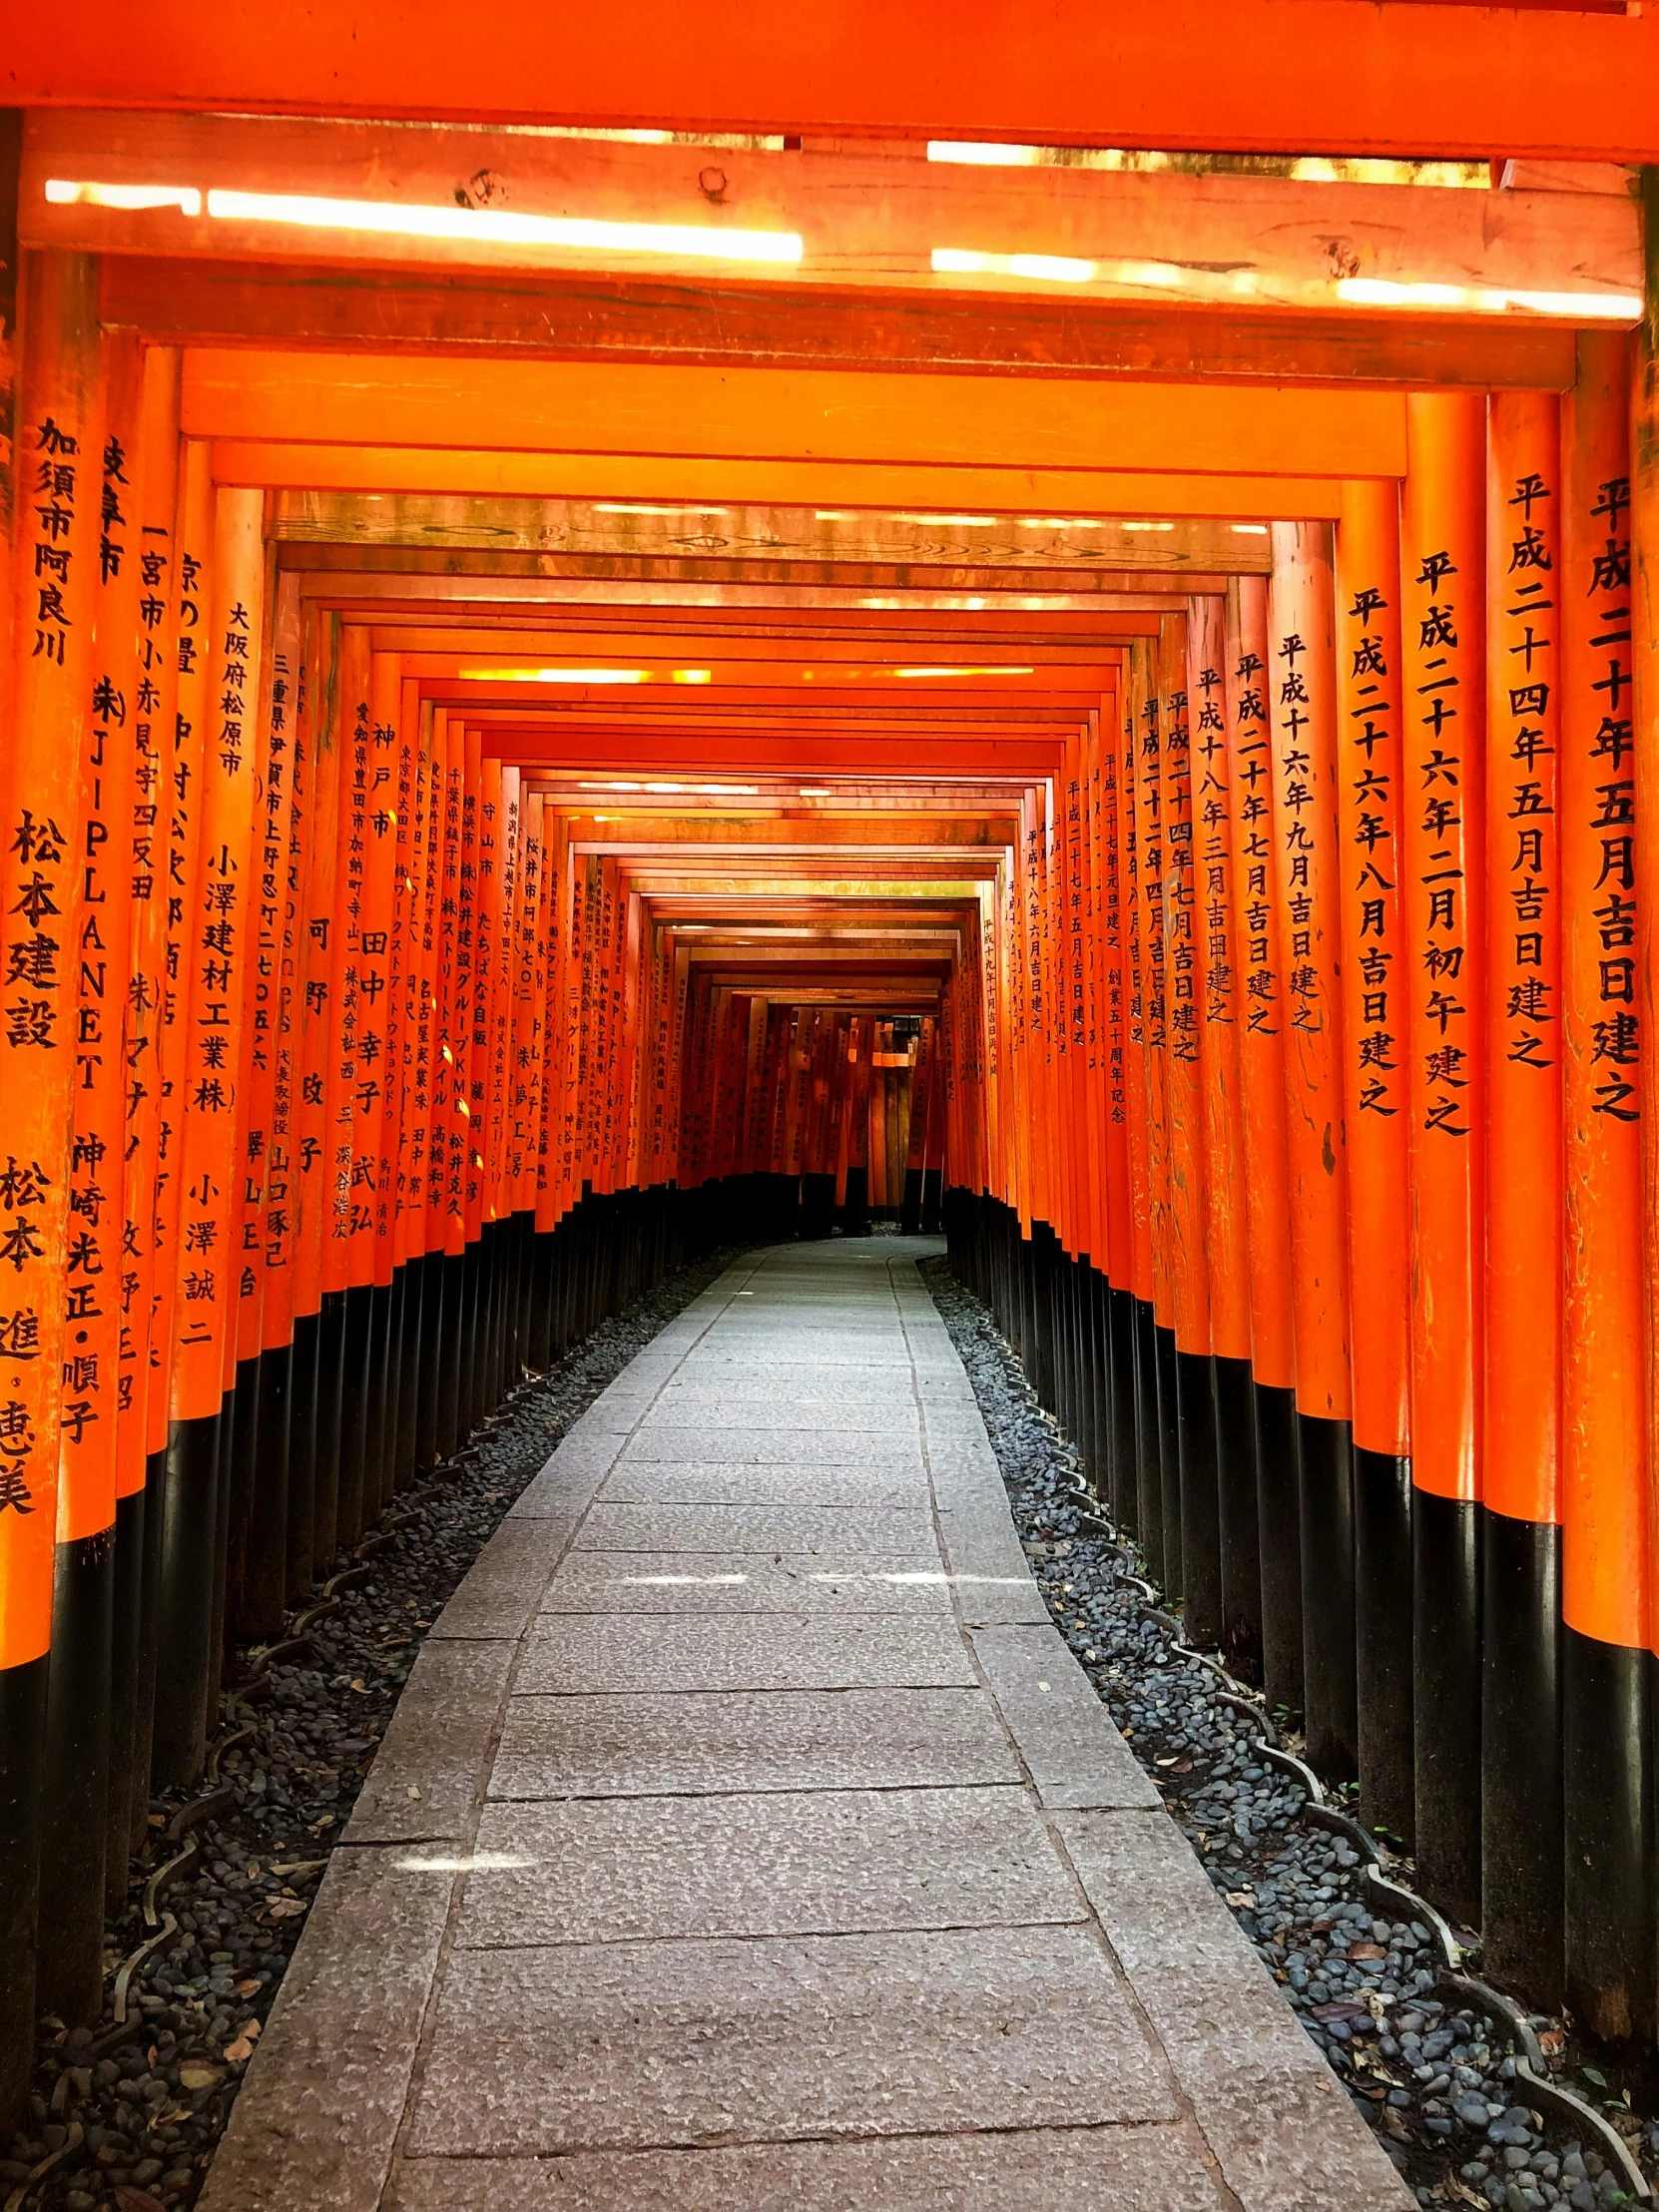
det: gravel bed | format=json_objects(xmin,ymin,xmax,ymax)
[
  {"xmin": 6, "ymin": 1244, "xmax": 747, "ymax": 2212},
  {"xmin": 919, "ymin": 1256, "xmax": 1659, "ymax": 2212}
]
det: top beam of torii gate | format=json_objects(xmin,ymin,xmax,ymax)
[{"xmin": 4, "ymin": 0, "xmax": 1659, "ymax": 164}]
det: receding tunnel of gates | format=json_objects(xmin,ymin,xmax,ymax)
[{"xmin": 2, "ymin": 246, "xmax": 1659, "ymax": 2148}]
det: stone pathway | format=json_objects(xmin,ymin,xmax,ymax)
[{"xmin": 200, "ymin": 1239, "xmax": 1410, "ymax": 2212}]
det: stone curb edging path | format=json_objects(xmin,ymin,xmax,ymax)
[{"xmin": 199, "ymin": 1239, "xmax": 1411, "ymax": 2212}]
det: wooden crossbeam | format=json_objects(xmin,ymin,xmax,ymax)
[
  {"xmin": 102, "ymin": 258, "xmax": 1578, "ymax": 392},
  {"xmin": 184, "ymin": 351, "xmax": 1406, "ymax": 476},
  {"xmin": 11, "ymin": 1, "xmax": 1659, "ymax": 163},
  {"xmin": 28, "ymin": 109, "xmax": 1636, "ymax": 324}
]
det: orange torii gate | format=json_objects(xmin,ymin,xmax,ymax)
[{"xmin": 2, "ymin": 62, "xmax": 1659, "ymax": 2136}]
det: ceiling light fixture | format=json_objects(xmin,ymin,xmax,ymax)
[
  {"xmin": 459, "ymin": 666, "xmax": 650, "ymax": 683},
  {"xmin": 203, "ymin": 188, "xmax": 805, "ymax": 264},
  {"xmin": 46, "ymin": 179, "xmax": 201, "ymax": 214},
  {"xmin": 592, "ymin": 502, "xmax": 731, "ymax": 517},
  {"xmin": 932, "ymin": 246, "xmax": 1097, "ymax": 283}
]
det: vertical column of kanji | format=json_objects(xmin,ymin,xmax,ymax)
[
  {"xmin": 504, "ymin": 779, "xmax": 538, "ymax": 1384},
  {"xmin": 350, "ymin": 653, "xmax": 399, "ymax": 1519},
  {"xmin": 1400, "ymin": 391, "xmax": 1487, "ymax": 1926},
  {"xmin": 0, "ymin": 244, "xmax": 99, "ymax": 2120},
  {"xmin": 451, "ymin": 733, "xmax": 484, "ymax": 1428},
  {"xmin": 288, "ymin": 609, "xmax": 340, "ymax": 1576},
  {"xmin": 404, "ymin": 704, "xmax": 444, "ymax": 1456},
  {"xmin": 1334, "ymin": 479, "xmax": 1415, "ymax": 1844},
  {"xmin": 1098, "ymin": 697, "xmax": 1138, "ymax": 1533},
  {"xmin": 1638, "ymin": 177, "xmax": 1659, "ymax": 2052},
  {"xmin": 1269, "ymin": 521, "xmax": 1358, "ymax": 1780},
  {"xmin": 260, "ymin": 577, "xmax": 306, "ymax": 1599},
  {"xmin": 379, "ymin": 682, "xmax": 421, "ymax": 1489},
  {"xmin": 425, "ymin": 714, "xmax": 465, "ymax": 1459},
  {"xmin": 323, "ymin": 635, "xmax": 368, "ymax": 1545},
  {"xmin": 480, "ymin": 763, "xmax": 513, "ymax": 1398},
  {"xmin": 1079, "ymin": 716, "xmax": 1119, "ymax": 1486},
  {"xmin": 1139, "ymin": 644, "xmax": 1181, "ymax": 1596},
  {"xmin": 213, "ymin": 544, "xmax": 274, "ymax": 1673},
  {"xmin": 1226, "ymin": 574, "xmax": 1302, "ymax": 1716},
  {"xmin": 1190, "ymin": 596, "xmax": 1260, "ymax": 1681},
  {"xmin": 1067, "ymin": 730, "xmax": 1099, "ymax": 1470},
  {"xmin": 146, "ymin": 439, "xmax": 212, "ymax": 1782},
  {"xmin": 1161, "ymin": 619, "xmax": 1218, "ymax": 1636},
  {"xmin": 520, "ymin": 793, "xmax": 554, "ymax": 1364},
  {"xmin": 231, "ymin": 566, "xmax": 294, "ymax": 1638},
  {"xmin": 1120, "ymin": 674, "xmax": 1160, "ymax": 1568},
  {"xmin": 113, "ymin": 343, "xmax": 180, "ymax": 1885},
  {"xmin": 1566, "ymin": 331, "xmax": 1651, "ymax": 2040},
  {"xmin": 532, "ymin": 807, "xmax": 570, "ymax": 1345},
  {"xmin": 1483, "ymin": 395, "xmax": 1567, "ymax": 1998},
  {"xmin": 32, "ymin": 316, "xmax": 121, "ymax": 2026},
  {"xmin": 166, "ymin": 484, "xmax": 265, "ymax": 1782},
  {"xmin": 83, "ymin": 341, "xmax": 147, "ymax": 1928}
]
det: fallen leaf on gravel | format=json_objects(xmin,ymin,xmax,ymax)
[
  {"xmin": 224, "ymin": 2036, "xmax": 255, "ymax": 2063},
  {"xmin": 1348, "ymin": 1941, "xmax": 1386, "ymax": 1960},
  {"xmin": 179, "ymin": 2062, "xmax": 224, "ymax": 2091},
  {"xmin": 265, "ymin": 1897, "xmax": 307, "ymax": 1921},
  {"xmin": 115, "ymin": 2190, "xmax": 167, "ymax": 2212},
  {"xmin": 233, "ymin": 1979, "xmax": 262, "ymax": 1998}
]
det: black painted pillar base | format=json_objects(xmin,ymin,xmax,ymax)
[
  {"xmin": 1175, "ymin": 1348, "xmax": 1221, "ymax": 1647},
  {"xmin": 1132, "ymin": 1299, "xmax": 1164, "ymax": 1584},
  {"xmin": 37, "ymin": 1529, "xmax": 114, "ymax": 2023},
  {"xmin": 313, "ymin": 1288, "xmax": 346, "ymax": 1567},
  {"xmin": 130, "ymin": 1445, "xmax": 166, "ymax": 1846},
  {"xmin": 1087, "ymin": 1269, "xmax": 1111, "ymax": 1502},
  {"xmin": 365, "ymin": 1277, "xmax": 395, "ymax": 1518},
  {"xmin": 917, "ymin": 1167, "xmax": 941, "ymax": 1235},
  {"xmin": 336, "ymin": 1282, "xmax": 374, "ymax": 1547},
  {"xmin": 244, "ymin": 1340, "xmax": 291, "ymax": 1637},
  {"xmin": 1481, "ymin": 1508, "xmax": 1562, "ymax": 2005},
  {"xmin": 0, "ymin": 1653, "xmax": 47, "ymax": 2127},
  {"xmin": 152, "ymin": 1407, "xmax": 223, "ymax": 1789},
  {"xmin": 842, "ymin": 1165, "xmax": 872, "ymax": 1237},
  {"xmin": 1107, "ymin": 1286, "xmax": 1138, "ymax": 1539},
  {"xmin": 1297, "ymin": 1411, "xmax": 1358, "ymax": 1782},
  {"xmin": 1564, "ymin": 1625, "xmax": 1652, "ymax": 2044},
  {"xmin": 1413, "ymin": 1489, "xmax": 1483, "ymax": 1930},
  {"xmin": 1355, "ymin": 1446, "xmax": 1414, "ymax": 1846},
  {"xmin": 1154, "ymin": 1324, "xmax": 1181, "ymax": 1601},
  {"xmin": 1213, "ymin": 1355, "xmax": 1262, "ymax": 1684},
  {"xmin": 105, "ymin": 1484, "xmax": 146, "ymax": 1913},
  {"xmin": 1253, "ymin": 1382, "xmax": 1304, "ymax": 1719},
  {"xmin": 799, "ymin": 1172, "xmax": 836, "ymax": 1241},
  {"xmin": 285, "ymin": 1311, "xmax": 319, "ymax": 1599}
]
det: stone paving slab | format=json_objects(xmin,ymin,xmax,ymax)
[
  {"xmin": 211, "ymin": 1238, "xmax": 1411, "ymax": 2212},
  {"xmin": 452, "ymin": 1784, "xmax": 1081, "ymax": 1946},
  {"xmin": 386, "ymin": 2121, "xmax": 1232, "ymax": 2211},
  {"xmin": 489, "ymin": 1686, "xmax": 1020, "ymax": 1798},
  {"xmin": 617, "ymin": 1424, "xmax": 922, "ymax": 1464},
  {"xmin": 515, "ymin": 1612, "xmax": 979, "ymax": 1693},
  {"xmin": 597, "ymin": 1460, "xmax": 926, "ymax": 1507},
  {"xmin": 406, "ymin": 1925, "xmax": 1179, "ymax": 2156},
  {"xmin": 575, "ymin": 1500, "xmax": 937, "ymax": 1553},
  {"xmin": 198, "ymin": 1850, "xmax": 455, "ymax": 2212},
  {"xmin": 344, "ymin": 1640, "xmax": 518, "ymax": 1843},
  {"xmin": 536, "ymin": 1549, "xmax": 956, "ymax": 1614},
  {"xmin": 425, "ymin": 1517, "xmax": 564, "ymax": 1639},
  {"xmin": 969, "ymin": 1624, "xmax": 1165, "ymax": 1811}
]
